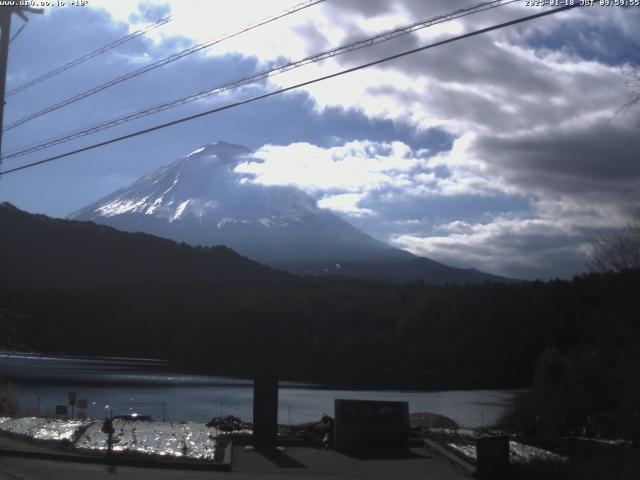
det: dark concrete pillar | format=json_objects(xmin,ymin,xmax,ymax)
[
  {"xmin": 476, "ymin": 435, "xmax": 510, "ymax": 480},
  {"xmin": 253, "ymin": 375, "xmax": 278, "ymax": 449}
]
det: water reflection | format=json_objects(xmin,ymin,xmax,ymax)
[{"xmin": 1, "ymin": 353, "xmax": 515, "ymax": 427}]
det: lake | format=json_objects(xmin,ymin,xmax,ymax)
[{"xmin": 0, "ymin": 353, "xmax": 515, "ymax": 427}]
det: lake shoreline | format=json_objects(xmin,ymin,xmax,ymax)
[
  {"xmin": 1, "ymin": 352, "xmax": 516, "ymax": 427},
  {"xmin": 1, "ymin": 350, "xmax": 525, "ymax": 393}
]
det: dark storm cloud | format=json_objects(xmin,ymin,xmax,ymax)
[
  {"xmin": 392, "ymin": 215, "xmax": 597, "ymax": 280},
  {"xmin": 328, "ymin": 0, "xmax": 395, "ymax": 18},
  {"xmin": 477, "ymin": 121, "xmax": 640, "ymax": 197},
  {"xmin": 346, "ymin": 190, "xmax": 533, "ymax": 241},
  {"xmin": 318, "ymin": 3, "xmax": 640, "ymax": 202},
  {"xmin": 302, "ymin": 1, "xmax": 640, "ymax": 279},
  {"xmin": 333, "ymin": 0, "xmax": 497, "ymax": 20}
]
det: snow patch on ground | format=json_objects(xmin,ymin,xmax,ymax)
[
  {"xmin": 259, "ymin": 217, "xmax": 274, "ymax": 228},
  {"xmin": 161, "ymin": 174, "xmax": 180, "ymax": 196},
  {"xmin": 145, "ymin": 196, "xmax": 164, "ymax": 215},
  {"xmin": 446, "ymin": 440, "xmax": 567, "ymax": 464},
  {"xmin": 217, "ymin": 217, "xmax": 237, "ymax": 229},
  {"xmin": 96, "ymin": 197, "xmax": 149, "ymax": 217},
  {"xmin": 216, "ymin": 218, "xmax": 252, "ymax": 229},
  {"xmin": 0, "ymin": 416, "xmax": 91, "ymax": 441},
  {"xmin": 76, "ymin": 419, "xmax": 218, "ymax": 459},
  {"xmin": 187, "ymin": 147, "xmax": 205, "ymax": 157},
  {"xmin": 171, "ymin": 200, "xmax": 190, "ymax": 222},
  {"xmin": 0, "ymin": 417, "xmax": 219, "ymax": 460}
]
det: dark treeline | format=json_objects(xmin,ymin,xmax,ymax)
[
  {"xmin": 2, "ymin": 270, "xmax": 638, "ymax": 395},
  {"xmin": 2, "ymin": 203, "xmax": 639, "ymax": 436},
  {"xmin": 0, "ymin": 202, "xmax": 288, "ymax": 289}
]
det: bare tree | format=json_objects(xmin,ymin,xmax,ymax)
[
  {"xmin": 586, "ymin": 225, "xmax": 640, "ymax": 272},
  {"xmin": 616, "ymin": 53, "xmax": 640, "ymax": 133},
  {"xmin": 589, "ymin": 56, "xmax": 640, "ymax": 272}
]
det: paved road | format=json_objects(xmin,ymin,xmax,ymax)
[
  {"xmin": 0, "ymin": 457, "xmax": 220, "ymax": 480},
  {"xmin": 0, "ymin": 446, "xmax": 471, "ymax": 479}
]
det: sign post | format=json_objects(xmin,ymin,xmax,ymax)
[
  {"xmin": 68, "ymin": 391, "xmax": 76, "ymax": 418},
  {"xmin": 77, "ymin": 399, "xmax": 88, "ymax": 418}
]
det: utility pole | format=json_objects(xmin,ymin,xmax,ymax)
[{"xmin": 0, "ymin": 2, "xmax": 42, "ymax": 163}]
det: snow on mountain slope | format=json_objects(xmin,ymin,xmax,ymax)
[{"xmin": 70, "ymin": 142, "xmax": 412, "ymax": 264}]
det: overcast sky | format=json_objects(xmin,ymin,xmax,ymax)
[{"xmin": 1, "ymin": 0, "xmax": 639, "ymax": 280}]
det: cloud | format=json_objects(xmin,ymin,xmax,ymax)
[
  {"xmin": 476, "ymin": 120, "xmax": 640, "ymax": 200},
  {"xmin": 5, "ymin": 0, "xmax": 640, "ymax": 280},
  {"xmin": 89, "ymin": 0, "xmax": 338, "ymax": 61},
  {"xmin": 235, "ymin": 140, "xmax": 422, "ymax": 193},
  {"xmin": 236, "ymin": 136, "xmax": 519, "ymax": 201},
  {"xmin": 391, "ymin": 215, "xmax": 592, "ymax": 280},
  {"xmin": 388, "ymin": 186, "xmax": 637, "ymax": 280},
  {"xmin": 318, "ymin": 193, "xmax": 375, "ymax": 217},
  {"xmin": 271, "ymin": 2, "xmax": 640, "ymax": 279}
]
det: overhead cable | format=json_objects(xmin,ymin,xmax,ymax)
[
  {"xmin": 2, "ymin": 0, "xmax": 326, "ymax": 131},
  {"xmin": 8, "ymin": 21, "xmax": 27, "ymax": 45},
  {"xmin": 0, "ymin": 4, "xmax": 580, "ymax": 177},
  {"xmin": 2, "ymin": 0, "xmax": 517, "ymax": 160},
  {"xmin": 6, "ymin": 15, "xmax": 173, "ymax": 97}
]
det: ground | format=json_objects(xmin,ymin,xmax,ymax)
[{"xmin": 0, "ymin": 433, "xmax": 470, "ymax": 479}]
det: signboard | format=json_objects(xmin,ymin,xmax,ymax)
[
  {"xmin": 68, "ymin": 391, "xmax": 76, "ymax": 406},
  {"xmin": 55, "ymin": 405, "xmax": 68, "ymax": 416},
  {"xmin": 341, "ymin": 400, "xmax": 405, "ymax": 427},
  {"xmin": 77, "ymin": 399, "xmax": 88, "ymax": 410},
  {"xmin": 334, "ymin": 399, "xmax": 409, "ymax": 452}
]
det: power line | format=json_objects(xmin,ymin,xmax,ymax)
[
  {"xmin": 5, "ymin": 15, "xmax": 172, "ymax": 98},
  {"xmin": 0, "ymin": 4, "xmax": 42, "ymax": 165},
  {"xmin": 0, "ymin": 4, "xmax": 580, "ymax": 178},
  {"xmin": 1, "ymin": 0, "xmax": 518, "ymax": 161},
  {"xmin": 8, "ymin": 20, "xmax": 26, "ymax": 45},
  {"xmin": 2, "ymin": 0, "xmax": 326, "ymax": 132}
]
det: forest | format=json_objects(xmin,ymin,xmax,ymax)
[{"xmin": 1, "ymin": 202, "xmax": 639, "ymax": 437}]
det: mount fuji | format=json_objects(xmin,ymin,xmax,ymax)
[{"xmin": 70, "ymin": 141, "xmax": 513, "ymax": 284}]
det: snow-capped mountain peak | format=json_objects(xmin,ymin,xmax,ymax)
[
  {"xmin": 68, "ymin": 141, "xmax": 516, "ymax": 284},
  {"xmin": 70, "ymin": 141, "xmax": 407, "ymax": 264},
  {"xmin": 78, "ymin": 141, "xmax": 297, "ymax": 224}
]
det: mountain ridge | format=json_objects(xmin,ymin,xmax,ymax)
[
  {"xmin": 69, "ymin": 141, "xmax": 516, "ymax": 285},
  {"xmin": 70, "ymin": 141, "xmax": 411, "ymax": 264},
  {"xmin": 0, "ymin": 201, "xmax": 286, "ymax": 289}
]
